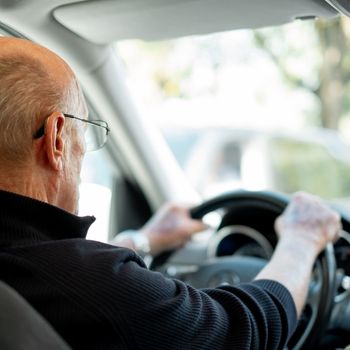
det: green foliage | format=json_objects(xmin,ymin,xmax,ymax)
[{"xmin": 270, "ymin": 138, "xmax": 350, "ymax": 199}]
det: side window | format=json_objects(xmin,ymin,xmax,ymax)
[
  {"xmin": 79, "ymin": 147, "xmax": 152, "ymax": 242},
  {"xmin": 79, "ymin": 150, "xmax": 114, "ymax": 242}
]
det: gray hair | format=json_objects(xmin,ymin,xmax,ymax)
[{"xmin": 0, "ymin": 53, "xmax": 86, "ymax": 162}]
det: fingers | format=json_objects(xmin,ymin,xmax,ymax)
[
  {"xmin": 160, "ymin": 203, "xmax": 208, "ymax": 235},
  {"xmin": 141, "ymin": 202, "xmax": 208, "ymax": 255},
  {"xmin": 276, "ymin": 191, "xmax": 342, "ymax": 253},
  {"xmin": 183, "ymin": 216, "xmax": 209, "ymax": 235}
]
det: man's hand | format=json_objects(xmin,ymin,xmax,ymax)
[
  {"xmin": 275, "ymin": 191, "xmax": 341, "ymax": 255},
  {"xmin": 141, "ymin": 203, "xmax": 208, "ymax": 256},
  {"xmin": 256, "ymin": 191, "xmax": 341, "ymax": 317}
]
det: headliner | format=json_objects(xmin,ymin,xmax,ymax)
[{"xmin": 52, "ymin": 0, "xmax": 338, "ymax": 44}]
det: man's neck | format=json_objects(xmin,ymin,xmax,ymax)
[{"xmin": 0, "ymin": 164, "xmax": 57, "ymax": 207}]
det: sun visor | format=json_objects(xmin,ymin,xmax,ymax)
[{"xmin": 53, "ymin": 0, "xmax": 339, "ymax": 44}]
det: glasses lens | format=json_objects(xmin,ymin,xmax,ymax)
[{"xmin": 84, "ymin": 122, "xmax": 107, "ymax": 151}]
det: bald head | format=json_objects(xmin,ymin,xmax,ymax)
[
  {"xmin": 0, "ymin": 37, "xmax": 74, "ymax": 85},
  {"xmin": 0, "ymin": 37, "xmax": 87, "ymax": 163}
]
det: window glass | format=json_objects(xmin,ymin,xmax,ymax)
[
  {"xmin": 117, "ymin": 17, "xmax": 350, "ymax": 206},
  {"xmin": 79, "ymin": 149, "xmax": 114, "ymax": 242},
  {"xmin": 269, "ymin": 137, "xmax": 350, "ymax": 200}
]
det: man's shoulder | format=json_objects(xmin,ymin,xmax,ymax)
[
  {"xmin": 4, "ymin": 237, "xmax": 146, "ymax": 273},
  {"xmin": 72, "ymin": 238, "xmax": 147, "ymax": 267}
]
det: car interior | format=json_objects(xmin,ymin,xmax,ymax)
[{"xmin": 1, "ymin": 0, "xmax": 350, "ymax": 349}]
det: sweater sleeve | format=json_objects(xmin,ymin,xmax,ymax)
[
  {"xmin": 88, "ymin": 248, "xmax": 298, "ymax": 350},
  {"xmin": 18, "ymin": 241, "xmax": 297, "ymax": 350}
]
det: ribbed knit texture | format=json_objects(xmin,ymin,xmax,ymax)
[{"xmin": 0, "ymin": 189, "xmax": 297, "ymax": 349}]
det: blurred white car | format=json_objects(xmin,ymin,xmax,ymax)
[{"xmin": 164, "ymin": 127, "xmax": 350, "ymax": 203}]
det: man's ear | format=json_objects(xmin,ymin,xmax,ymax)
[{"xmin": 44, "ymin": 112, "xmax": 65, "ymax": 171}]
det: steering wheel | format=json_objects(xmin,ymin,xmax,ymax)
[{"xmin": 152, "ymin": 190, "xmax": 337, "ymax": 350}]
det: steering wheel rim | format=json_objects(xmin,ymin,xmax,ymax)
[{"xmin": 152, "ymin": 190, "xmax": 337, "ymax": 350}]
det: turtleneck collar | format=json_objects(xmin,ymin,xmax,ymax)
[{"xmin": 0, "ymin": 189, "xmax": 95, "ymax": 246}]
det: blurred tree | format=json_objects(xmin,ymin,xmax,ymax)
[
  {"xmin": 254, "ymin": 16, "xmax": 350, "ymax": 130},
  {"xmin": 317, "ymin": 17, "xmax": 350, "ymax": 129}
]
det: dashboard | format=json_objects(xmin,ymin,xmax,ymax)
[
  {"xmin": 206, "ymin": 222, "xmax": 350, "ymax": 302},
  {"xmin": 207, "ymin": 224, "xmax": 273, "ymax": 259}
]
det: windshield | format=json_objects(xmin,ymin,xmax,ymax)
[{"xmin": 116, "ymin": 16, "xmax": 350, "ymax": 206}]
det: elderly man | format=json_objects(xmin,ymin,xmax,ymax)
[{"xmin": 0, "ymin": 37, "xmax": 341, "ymax": 350}]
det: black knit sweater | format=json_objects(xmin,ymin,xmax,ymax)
[{"xmin": 0, "ymin": 190, "xmax": 297, "ymax": 349}]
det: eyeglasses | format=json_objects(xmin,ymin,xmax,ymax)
[{"xmin": 33, "ymin": 113, "xmax": 110, "ymax": 152}]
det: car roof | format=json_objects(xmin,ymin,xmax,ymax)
[
  {"xmin": 0, "ymin": 0, "xmax": 345, "ymax": 75},
  {"xmin": 52, "ymin": 0, "xmax": 339, "ymax": 43},
  {"xmin": 0, "ymin": 0, "xmax": 343, "ymax": 45}
]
